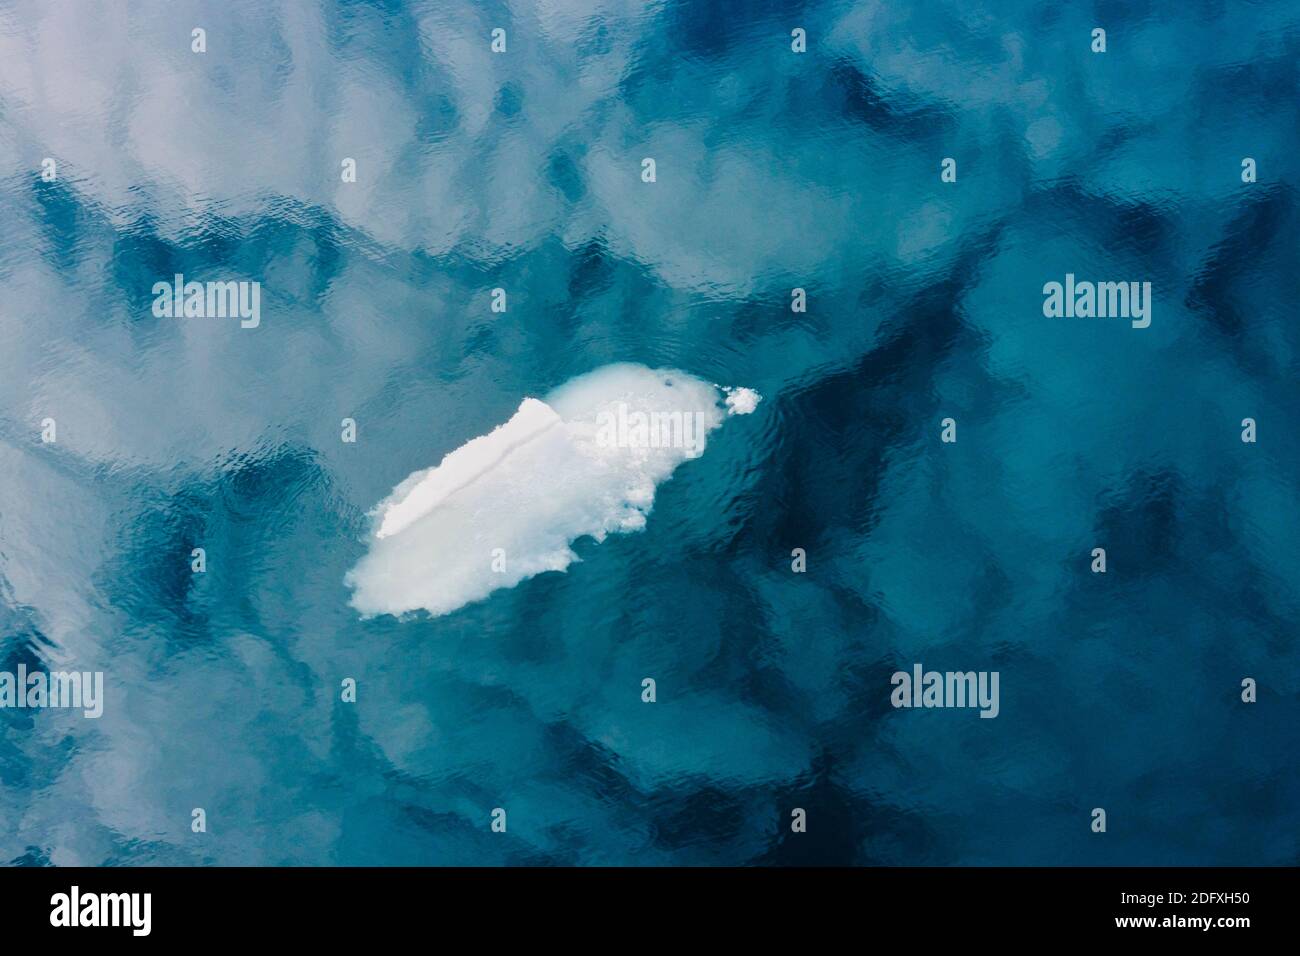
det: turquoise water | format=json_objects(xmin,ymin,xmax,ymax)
[{"xmin": 0, "ymin": 0, "xmax": 1297, "ymax": 865}]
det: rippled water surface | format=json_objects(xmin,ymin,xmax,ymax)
[{"xmin": 0, "ymin": 0, "xmax": 1297, "ymax": 865}]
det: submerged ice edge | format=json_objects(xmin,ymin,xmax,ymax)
[{"xmin": 346, "ymin": 364, "xmax": 760, "ymax": 619}]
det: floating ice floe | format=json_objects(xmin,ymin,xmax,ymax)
[{"xmin": 345, "ymin": 363, "xmax": 759, "ymax": 618}]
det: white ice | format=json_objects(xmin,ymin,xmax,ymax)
[{"xmin": 345, "ymin": 363, "xmax": 759, "ymax": 618}]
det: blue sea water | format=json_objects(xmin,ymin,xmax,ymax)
[{"xmin": 0, "ymin": 0, "xmax": 1297, "ymax": 866}]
